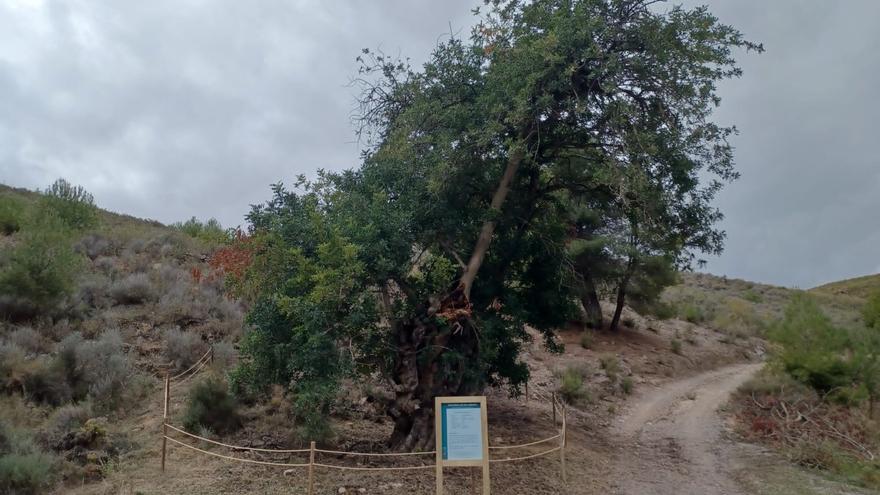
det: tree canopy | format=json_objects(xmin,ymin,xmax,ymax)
[{"xmin": 231, "ymin": 0, "xmax": 760, "ymax": 448}]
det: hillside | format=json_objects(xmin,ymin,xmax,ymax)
[
  {"xmin": 1, "ymin": 183, "xmax": 877, "ymax": 494},
  {"xmin": 811, "ymin": 273, "xmax": 880, "ymax": 301}
]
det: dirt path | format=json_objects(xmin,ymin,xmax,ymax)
[{"xmin": 607, "ymin": 363, "xmax": 763, "ymax": 495}]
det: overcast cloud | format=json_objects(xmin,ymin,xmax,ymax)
[{"xmin": 1, "ymin": 0, "xmax": 878, "ymax": 288}]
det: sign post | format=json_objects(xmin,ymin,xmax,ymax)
[{"xmin": 434, "ymin": 396, "xmax": 490, "ymax": 495}]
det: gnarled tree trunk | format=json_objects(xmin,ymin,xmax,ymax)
[{"xmin": 581, "ymin": 272, "xmax": 603, "ymax": 329}]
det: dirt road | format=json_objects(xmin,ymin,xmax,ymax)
[{"xmin": 607, "ymin": 363, "xmax": 763, "ymax": 495}]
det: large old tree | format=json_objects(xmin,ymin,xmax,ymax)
[{"xmin": 232, "ymin": 0, "xmax": 760, "ymax": 449}]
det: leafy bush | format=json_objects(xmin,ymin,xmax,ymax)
[
  {"xmin": 556, "ymin": 366, "xmax": 587, "ymax": 405},
  {"xmin": 172, "ymin": 217, "xmax": 230, "ymax": 245},
  {"xmin": 712, "ymin": 298, "xmax": 764, "ymax": 338},
  {"xmin": 164, "ymin": 327, "xmax": 207, "ymax": 372},
  {"xmin": 182, "ymin": 377, "xmax": 241, "ymax": 435},
  {"xmin": 42, "ymin": 403, "xmax": 92, "ymax": 448},
  {"xmin": 7, "ymin": 327, "xmax": 41, "ymax": 355},
  {"xmin": 579, "ymin": 331, "xmax": 593, "ymax": 349},
  {"xmin": 742, "ymin": 288, "xmax": 764, "ymax": 304},
  {"xmin": 75, "ymin": 330, "xmax": 131, "ymax": 409},
  {"xmin": 39, "ymin": 178, "xmax": 98, "ymax": 231},
  {"xmin": 0, "ymin": 424, "xmax": 56, "ymax": 495},
  {"xmin": 210, "ymin": 341, "xmax": 237, "ymax": 370},
  {"xmin": 109, "ymin": 273, "xmax": 154, "ymax": 305},
  {"xmin": 769, "ymin": 295, "xmax": 855, "ymax": 394},
  {"xmin": 600, "ymin": 354, "xmax": 620, "ymax": 383},
  {"xmin": 0, "ymin": 196, "xmax": 25, "ymax": 235},
  {"xmin": 671, "ymin": 338, "xmax": 683, "ymax": 355},
  {"xmin": 75, "ymin": 234, "xmax": 112, "ymax": 260},
  {"xmin": 75, "ymin": 275, "xmax": 111, "ymax": 309},
  {"xmin": 621, "ymin": 376, "xmax": 634, "ymax": 395},
  {"xmin": 52, "ymin": 330, "xmax": 131, "ymax": 410},
  {"xmin": 864, "ymin": 290, "xmax": 880, "ymax": 329},
  {"xmin": 0, "ymin": 215, "xmax": 83, "ymax": 320},
  {"xmin": 680, "ymin": 304, "xmax": 707, "ymax": 323}
]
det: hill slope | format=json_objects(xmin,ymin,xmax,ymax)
[{"xmin": 810, "ymin": 273, "xmax": 880, "ymax": 300}]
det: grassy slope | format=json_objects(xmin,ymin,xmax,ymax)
[{"xmin": 811, "ymin": 274, "xmax": 880, "ymax": 301}]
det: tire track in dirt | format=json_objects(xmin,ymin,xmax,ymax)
[{"xmin": 607, "ymin": 363, "xmax": 763, "ymax": 495}]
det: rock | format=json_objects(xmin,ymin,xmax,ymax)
[
  {"xmin": 283, "ymin": 469, "xmax": 296, "ymax": 476},
  {"xmin": 390, "ymin": 482, "xmax": 404, "ymax": 489},
  {"xmin": 338, "ymin": 488, "xmax": 347, "ymax": 494}
]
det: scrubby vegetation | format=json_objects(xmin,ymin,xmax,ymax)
[
  {"xmin": 182, "ymin": 377, "xmax": 241, "ymax": 435},
  {"xmin": 732, "ymin": 292, "xmax": 880, "ymax": 488},
  {"xmin": 0, "ymin": 180, "xmax": 244, "ymax": 492}
]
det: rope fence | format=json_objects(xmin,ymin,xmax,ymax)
[{"xmin": 160, "ymin": 354, "xmax": 569, "ymax": 492}]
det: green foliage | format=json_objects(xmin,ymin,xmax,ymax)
[
  {"xmin": 39, "ymin": 178, "xmax": 98, "ymax": 231},
  {"xmin": 671, "ymin": 338, "xmax": 683, "ymax": 355},
  {"xmin": 238, "ymin": 0, "xmax": 758, "ymax": 442},
  {"xmin": 863, "ymin": 290, "xmax": 880, "ymax": 329},
  {"xmin": 0, "ymin": 214, "xmax": 84, "ymax": 319},
  {"xmin": 769, "ymin": 295, "xmax": 855, "ymax": 395},
  {"xmin": 0, "ymin": 424, "xmax": 55, "ymax": 495},
  {"xmin": 172, "ymin": 217, "xmax": 230, "ymax": 245},
  {"xmin": 680, "ymin": 303, "xmax": 708, "ymax": 324},
  {"xmin": 579, "ymin": 331, "xmax": 594, "ymax": 349},
  {"xmin": 0, "ymin": 196, "xmax": 25, "ymax": 235},
  {"xmin": 600, "ymin": 354, "xmax": 620, "ymax": 383},
  {"xmin": 711, "ymin": 298, "xmax": 765, "ymax": 338},
  {"xmin": 742, "ymin": 288, "xmax": 763, "ymax": 304},
  {"xmin": 620, "ymin": 376, "xmax": 634, "ymax": 395},
  {"xmin": 556, "ymin": 366, "xmax": 587, "ymax": 405},
  {"xmin": 183, "ymin": 377, "xmax": 241, "ymax": 435}
]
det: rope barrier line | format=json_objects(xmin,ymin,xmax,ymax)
[
  {"xmin": 489, "ymin": 445, "xmax": 562, "ymax": 463},
  {"xmin": 313, "ymin": 462, "xmax": 435, "ymax": 472},
  {"xmin": 314, "ymin": 448, "xmax": 436, "ymax": 457},
  {"xmin": 169, "ymin": 348, "xmax": 213, "ymax": 381},
  {"xmin": 170, "ymin": 358, "xmax": 212, "ymax": 388},
  {"xmin": 164, "ymin": 424, "xmax": 310, "ymax": 454},
  {"xmin": 488, "ymin": 433, "xmax": 561, "ymax": 450},
  {"xmin": 164, "ymin": 436, "xmax": 310, "ymax": 468}
]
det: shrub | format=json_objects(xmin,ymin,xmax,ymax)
[
  {"xmin": 164, "ymin": 327, "xmax": 207, "ymax": 372},
  {"xmin": 622, "ymin": 316, "xmax": 636, "ymax": 329},
  {"xmin": 600, "ymin": 354, "xmax": 620, "ymax": 383},
  {"xmin": 109, "ymin": 273, "xmax": 154, "ymax": 305},
  {"xmin": 0, "ymin": 423, "xmax": 56, "ymax": 494},
  {"xmin": 75, "ymin": 330, "xmax": 131, "ymax": 409},
  {"xmin": 712, "ymin": 298, "xmax": 764, "ymax": 338},
  {"xmin": 52, "ymin": 330, "xmax": 131, "ymax": 410},
  {"xmin": 182, "ymin": 377, "xmax": 241, "ymax": 435},
  {"xmin": 0, "ymin": 214, "xmax": 83, "ymax": 320},
  {"xmin": 172, "ymin": 217, "xmax": 230, "ymax": 245},
  {"xmin": 742, "ymin": 289, "xmax": 764, "ymax": 304},
  {"xmin": 579, "ymin": 331, "xmax": 593, "ymax": 349},
  {"xmin": 42, "ymin": 403, "xmax": 92, "ymax": 448},
  {"xmin": 7, "ymin": 327, "xmax": 41, "ymax": 355},
  {"xmin": 75, "ymin": 234, "xmax": 112, "ymax": 260},
  {"xmin": 556, "ymin": 366, "xmax": 587, "ymax": 405},
  {"xmin": 680, "ymin": 304, "xmax": 706, "ymax": 323},
  {"xmin": 39, "ymin": 178, "xmax": 98, "ymax": 231},
  {"xmin": 671, "ymin": 338, "xmax": 683, "ymax": 355},
  {"xmin": 769, "ymin": 295, "xmax": 855, "ymax": 394},
  {"xmin": 864, "ymin": 290, "xmax": 880, "ymax": 329},
  {"xmin": 0, "ymin": 196, "xmax": 25, "ymax": 235},
  {"xmin": 621, "ymin": 376, "xmax": 634, "ymax": 395},
  {"xmin": 75, "ymin": 275, "xmax": 111, "ymax": 309},
  {"xmin": 210, "ymin": 341, "xmax": 237, "ymax": 370},
  {"xmin": 0, "ymin": 452, "xmax": 55, "ymax": 494}
]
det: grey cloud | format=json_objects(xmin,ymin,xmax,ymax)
[{"xmin": 1, "ymin": 0, "xmax": 877, "ymax": 288}]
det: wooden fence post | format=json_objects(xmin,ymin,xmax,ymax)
[
  {"xmin": 210, "ymin": 345, "xmax": 214, "ymax": 365},
  {"xmin": 161, "ymin": 373, "xmax": 170, "ymax": 472},
  {"xmin": 559, "ymin": 402, "xmax": 567, "ymax": 483},
  {"xmin": 307, "ymin": 441, "xmax": 316, "ymax": 495},
  {"xmin": 552, "ymin": 393, "xmax": 557, "ymax": 426}
]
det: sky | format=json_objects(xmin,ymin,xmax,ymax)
[{"xmin": 1, "ymin": 0, "xmax": 878, "ymax": 289}]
